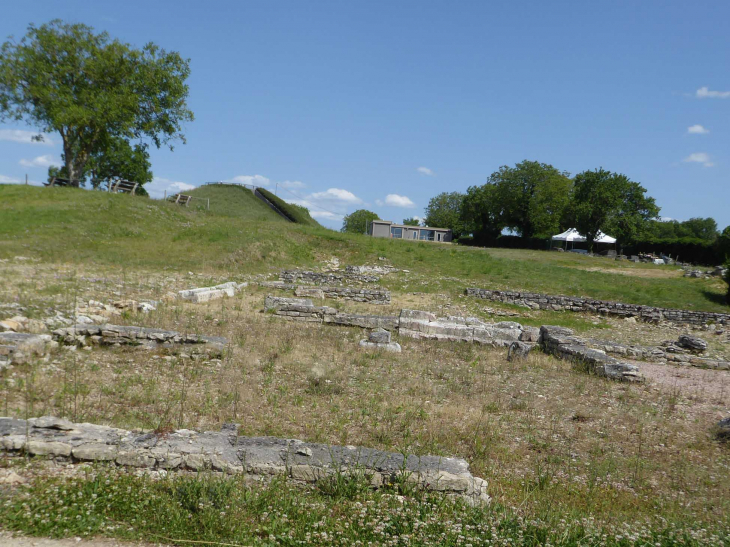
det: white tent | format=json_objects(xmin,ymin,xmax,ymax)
[{"xmin": 551, "ymin": 228, "xmax": 616, "ymax": 248}]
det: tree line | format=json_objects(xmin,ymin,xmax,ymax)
[{"xmin": 420, "ymin": 160, "xmax": 729, "ymax": 260}]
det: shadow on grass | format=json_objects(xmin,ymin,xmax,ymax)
[{"xmin": 701, "ymin": 289, "xmax": 729, "ymax": 308}]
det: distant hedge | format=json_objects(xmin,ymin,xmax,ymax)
[
  {"xmin": 622, "ymin": 238, "xmax": 719, "ymax": 265},
  {"xmin": 457, "ymin": 234, "xmax": 725, "ymax": 265},
  {"xmin": 256, "ymin": 188, "xmax": 321, "ymax": 227},
  {"xmin": 457, "ymin": 235, "xmax": 549, "ymax": 250}
]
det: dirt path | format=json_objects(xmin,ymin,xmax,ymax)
[
  {"xmin": 638, "ymin": 360, "xmax": 730, "ymax": 403},
  {"xmin": 0, "ymin": 533, "xmax": 168, "ymax": 547}
]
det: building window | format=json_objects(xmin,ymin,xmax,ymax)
[
  {"xmin": 391, "ymin": 227, "xmax": 403, "ymax": 238},
  {"xmin": 420, "ymin": 229, "xmax": 435, "ymax": 241}
]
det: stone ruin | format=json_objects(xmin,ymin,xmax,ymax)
[
  {"xmin": 264, "ymin": 296, "xmax": 643, "ymax": 381},
  {"xmin": 261, "ymin": 282, "xmax": 391, "ymax": 305},
  {"xmin": 466, "ymin": 288, "xmax": 730, "ymax": 327},
  {"xmin": 179, "ymin": 281, "xmax": 247, "ymax": 303},
  {"xmin": 279, "ymin": 269, "xmax": 380, "ymax": 285},
  {"xmin": 684, "ymin": 266, "xmax": 727, "ymax": 279},
  {"xmin": 264, "ymin": 296, "xmax": 399, "ymax": 329},
  {"xmin": 0, "ymin": 332, "xmax": 57, "ymax": 368},
  {"xmin": 540, "ymin": 326, "xmax": 641, "ymax": 381},
  {"xmin": 345, "ymin": 265, "xmax": 399, "ymax": 276},
  {"xmin": 588, "ymin": 334, "xmax": 729, "ymax": 370},
  {"xmin": 0, "ymin": 416, "xmax": 490, "ymax": 506},
  {"xmin": 359, "ymin": 328, "xmax": 401, "ymax": 353},
  {"xmin": 52, "ymin": 324, "xmax": 228, "ymax": 355}
]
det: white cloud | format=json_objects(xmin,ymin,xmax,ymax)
[
  {"xmin": 279, "ymin": 180, "xmax": 306, "ymax": 190},
  {"xmin": 284, "ymin": 187, "xmax": 364, "ymax": 228},
  {"xmin": 375, "ymin": 199, "xmax": 384, "ymax": 206},
  {"xmin": 416, "ymin": 166, "xmax": 435, "ymax": 176},
  {"xmin": 226, "ymin": 174, "xmax": 271, "ymax": 186},
  {"xmin": 0, "ymin": 175, "xmax": 22, "ymax": 183},
  {"xmin": 19, "ymin": 154, "xmax": 59, "ymax": 168},
  {"xmin": 144, "ymin": 177, "xmax": 196, "ymax": 199},
  {"xmin": 169, "ymin": 182, "xmax": 196, "ymax": 192},
  {"xmin": 0, "ymin": 129, "xmax": 55, "ymax": 146},
  {"xmin": 683, "ymin": 152, "xmax": 714, "ymax": 167},
  {"xmin": 384, "ymin": 194, "xmax": 416, "ymax": 208},
  {"xmin": 309, "ymin": 210, "xmax": 343, "ymax": 221},
  {"xmin": 309, "ymin": 188, "xmax": 362, "ymax": 204},
  {"xmin": 696, "ymin": 86, "xmax": 730, "ymax": 99},
  {"xmin": 687, "ymin": 124, "xmax": 709, "ymax": 134}
]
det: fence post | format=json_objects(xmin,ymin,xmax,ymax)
[{"xmin": 207, "ymin": 198, "xmax": 210, "ymax": 210}]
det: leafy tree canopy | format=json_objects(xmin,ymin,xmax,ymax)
[
  {"xmin": 488, "ymin": 160, "xmax": 572, "ymax": 238},
  {"xmin": 639, "ymin": 217, "xmax": 719, "ymax": 242},
  {"xmin": 402, "ymin": 217, "xmax": 421, "ymax": 226},
  {"xmin": 568, "ymin": 168, "xmax": 659, "ymax": 251},
  {"xmin": 48, "ymin": 136, "xmax": 153, "ymax": 193},
  {"xmin": 0, "ymin": 20, "xmax": 193, "ymax": 186},
  {"xmin": 342, "ymin": 209, "xmax": 379, "ymax": 234},
  {"xmin": 424, "ymin": 192, "xmax": 465, "ymax": 238},
  {"xmin": 461, "ymin": 184, "xmax": 502, "ymax": 243}
]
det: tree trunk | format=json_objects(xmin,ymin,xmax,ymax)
[{"xmin": 61, "ymin": 133, "xmax": 79, "ymax": 187}]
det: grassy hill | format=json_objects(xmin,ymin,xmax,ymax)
[
  {"xmin": 1, "ymin": 183, "xmax": 727, "ymax": 312},
  {"xmin": 185, "ymin": 183, "xmax": 288, "ymax": 221}
]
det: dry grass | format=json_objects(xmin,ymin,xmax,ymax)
[{"xmin": 1, "ymin": 262, "xmax": 729, "ymax": 531}]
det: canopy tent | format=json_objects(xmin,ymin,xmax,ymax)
[
  {"xmin": 551, "ymin": 228, "xmax": 616, "ymax": 244},
  {"xmin": 551, "ymin": 228, "xmax": 616, "ymax": 251}
]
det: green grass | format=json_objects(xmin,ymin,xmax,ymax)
[
  {"xmin": 1, "ymin": 468, "xmax": 726, "ymax": 546},
  {"xmin": 186, "ymin": 183, "xmax": 288, "ymax": 221},
  {"xmin": 1, "ymin": 184, "xmax": 727, "ymax": 312},
  {"xmin": 257, "ymin": 187, "xmax": 322, "ymax": 227}
]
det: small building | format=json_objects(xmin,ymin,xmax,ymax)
[{"xmin": 368, "ymin": 220, "xmax": 452, "ymax": 243}]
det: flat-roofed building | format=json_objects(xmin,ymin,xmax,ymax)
[{"xmin": 368, "ymin": 220, "xmax": 452, "ymax": 243}]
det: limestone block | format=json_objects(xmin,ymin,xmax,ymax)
[
  {"xmin": 72, "ymin": 443, "xmax": 117, "ymax": 461},
  {"xmin": 359, "ymin": 340, "xmax": 402, "ymax": 353},
  {"xmin": 295, "ymin": 287, "xmax": 325, "ymax": 299},
  {"xmin": 507, "ymin": 341, "xmax": 534, "ymax": 361},
  {"xmin": 116, "ymin": 451, "xmax": 156, "ymax": 468},
  {"xmin": 369, "ymin": 328, "xmax": 391, "ymax": 344},
  {"xmin": 27, "ymin": 440, "xmax": 72, "ymax": 457}
]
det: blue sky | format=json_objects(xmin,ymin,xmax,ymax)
[{"xmin": 1, "ymin": 1, "xmax": 728, "ymax": 230}]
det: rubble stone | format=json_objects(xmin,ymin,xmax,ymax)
[
  {"xmin": 540, "ymin": 326, "xmax": 642, "ymax": 381},
  {"xmin": 677, "ymin": 334, "xmax": 708, "ymax": 352}
]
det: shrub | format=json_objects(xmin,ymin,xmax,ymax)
[{"xmin": 724, "ymin": 262, "xmax": 730, "ymax": 305}]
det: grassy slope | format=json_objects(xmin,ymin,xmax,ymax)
[
  {"xmin": 256, "ymin": 187, "xmax": 322, "ymax": 227},
  {"xmin": 185, "ymin": 183, "xmax": 288, "ymax": 221},
  {"xmin": 1, "ymin": 184, "xmax": 727, "ymax": 312}
]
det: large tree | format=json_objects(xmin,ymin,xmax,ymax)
[
  {"xmin": 342, "ymin": 209, "xmax": 379, "ymax": 234},
  {"xmin": 0, "ymin": 20, "xmax": 193, "ymax": 186},
  {"xmin": 488, "ymin": 160, "xmax": 571, "ymax": 237},
  {"xmin": 568, "ymin": 168, "xmax": 659, "ymax": 252},
  {"xmin": 677, "ymin": 217, "xmax": 719, "ymax": 241},
  {"xmin": 48, "ymin": 135, "xmax": 153, "ymax": 192},
  {"xmin": 461, "ymin": 184, "xmax": 502, "ymax": 243},
  {"xmin": 424, "ymin": 192, "xmax": 465, "ymax": 238},
  {"xmin": 402, "ymin": 217, "xmax": 421, "ymax": 226}
]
